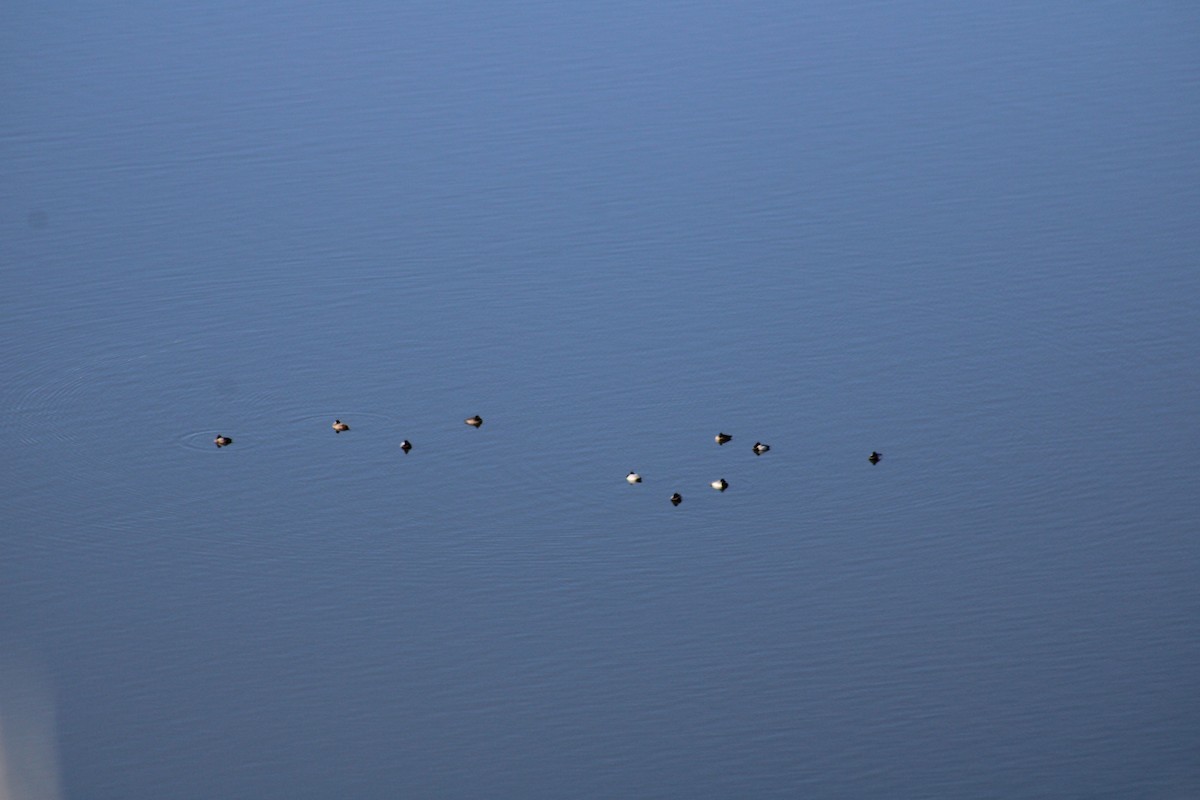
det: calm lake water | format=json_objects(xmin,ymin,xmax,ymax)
[{"xmin": 2, "ymin": 3, "xmax": 1198, "ymax": 798}]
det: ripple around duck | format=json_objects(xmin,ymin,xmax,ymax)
[
  {"xmin": 171, "ymin": 384, "xmax": 299, "ymax": 454},
  {"xmin": 176, "ymin": 430, "xmax": 260, "ymax": 453}
]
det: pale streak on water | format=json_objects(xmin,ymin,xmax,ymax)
[{"xmin": 2, "ymin": 3, "xmax": 1199, "ymax": 798}]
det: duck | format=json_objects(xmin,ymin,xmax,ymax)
[
  {"xmin": 400, "ymin": 440, "xmax": 412, "ymax": 453},
  {"xmin": 753, "ymin": 441, "xmax": 770, "ymax": 455},
  {"xmin": 465, "ymin": 415, "xmax": 483, "ymax": 428},
  {"xmin": 214, "ymin": 435, "xmax": 233, "ymax": 448},
  {"xmin": 868, "ymin": 451, "xmax": 882, "ymax": 464},
  {"xmin": 670, "ymin": 493, "xmax": 682, "ymax": 506},
  {"xmin": 626, "ymin": 471, "xmax": 642, "ymax": 484},
  {"xmin": 711, "ymin": 478, "xmax": 728, "ymax": 492},
  {"xmin": 332, "ymin": 419, "xmax": 349, "ymax": 432},
  {"xmin": 715, "ymin": 432, "xmax": 732, "ymax": 445}
]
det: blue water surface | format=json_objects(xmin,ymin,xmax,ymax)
[{"xmin": 2, "ymin": 3, "xmax": 1198, "ymax": 798}]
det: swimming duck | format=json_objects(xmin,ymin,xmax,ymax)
[
  {"xmin": 670, "ymin": 493, "xmax": 682, "ymax": 506},
  {"xmin": 214, "ymin": 435, "xmax": 232, "ymax": 448},
  {"xmin": 753, "ymin": 442, "xmax": 770, "ymax": 455},
  {"xmin": 711, "ymin": 478, "xmax": 728, "ymax": 492},
  {"xmin": 626, "ymin": 471, "xmax": 642, "ymax": 484},
  {"xmin": 868, "ymin": 451, "xmax": 882, "ymax": 464},
  {"xmin": 465, "ymin": 415, "xmax": 483, "ymax": 428},
  {"xmin": 715, "ymin": 432, "xmax": 732, "ymax": 445},
  {"xmin": 400, "ymin": 440, "xmax": 412, "ymax": 453},
  {"xmin": 332, "ymin": 419, "xmax": 349, "ymax": 432}
]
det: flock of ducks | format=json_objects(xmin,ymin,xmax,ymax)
[
  {"xmin": 622, "ymin": 433, "xmax": 753, "ymax": 505},
  {"xmin": 212, "ymin": 415, "xmax": 486, "ymax": 449},
  {"xmin": 621, "ymin": 433, "xmax": 882, "ymax": 506},
  {"xmin": 212, "ymin": 421, "xmax": 883, "ymax": 505}
]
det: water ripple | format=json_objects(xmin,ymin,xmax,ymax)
[
  {"xmin": 176, "ymin": 429, "xmax": 256, "ymax": 453},
  {"xmin": 4, "ymin": 351, "xmax": 146, "ymax": 446}
]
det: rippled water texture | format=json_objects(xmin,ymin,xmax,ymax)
[{"xmin": 2, "ymin": 3, "xmax": 1199, "ymax": 798}]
